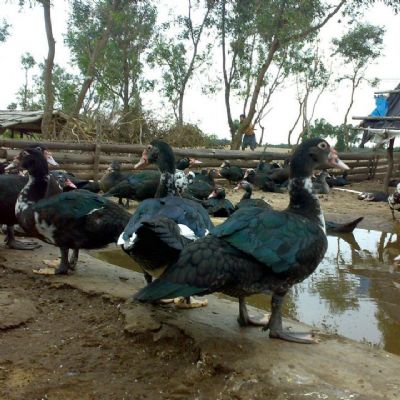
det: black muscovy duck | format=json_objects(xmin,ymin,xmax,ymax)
[
  {"xmin": 244, "ymin": 169, "xmax": 287, "ymax": 193},
  {"xmin": 202, "ymin": 187, "xmax": 235, "ymax": 217},
  {"xmin": 358, "ymin": 191, "xmax": 388, "ymax": 202},
  {"xmin": 176, "ymin": 157, "xmax": 202, "ymax": 171},
  {"xmin": 118, "ymin": 140, "xmax": 212, "ymax": 307},
  {"xmin": 234, "ymin": 180, "xmax": 272, "ymax": 210},
  {"xmin": 13, "ymin": 147, "xmax": 130, "ymax": 274},
  {"xmin": 100, "ymin": 160, "xmax": 128, "ymax": 205},
  {"xmin": 135, "ymin": 138, "xmax": 349, "ymax": 343},
  {"xmin": 326, "ymin": 171, "xmax": 349, "ymax": 187},
  {"xmin": 79, "ymin": 181, "xmax": 101, "ymax": 193},
  {"xmin": 388, "ymin": 183, "xmax": 400, "ymax": 219},
  {"xmin": 0, "ymin": 148, "xmax": 60, "ymax": 250},
  {"xmin": 104, "ymin": 170, "xmax": 160, "ymax": 203},
  {"xmin": 183, "ymin": 168, "xmax": 219, "ymax": 200},
  {"xmin": 312, "ymin": 170, "xmax": 330, "ymax": 195},
  {"xmin": 220, "ymin": 161, "xmax": 244, "ymax": 183}
]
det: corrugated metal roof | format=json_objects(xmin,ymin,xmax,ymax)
[{"xmin": 0, "ymin": 110, "xmax": 69, "ymax": 129}]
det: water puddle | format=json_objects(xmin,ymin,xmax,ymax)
[{"xmin": 93, "ymin": 228, "xmax": 400, "ymax": 355}]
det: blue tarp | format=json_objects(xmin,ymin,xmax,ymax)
[{"xmin": 370, "ymin": 95, "xmax": 388, "ymax": 116}]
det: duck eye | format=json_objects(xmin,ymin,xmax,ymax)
[{"xmin": 317, "ymin": 142, "xmax": 328, "ymax": 150}]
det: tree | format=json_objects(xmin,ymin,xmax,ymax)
[
  {"xmin": 20, "ymin": 53, "xmax": 36, "ymax": 110},
  {"xmin": 149, "ymin": 0, "xmax": 215, "ymax": 126},
  {"xmin": 288, "ymin": 45, "xmax": 331, "ymax": 145},
  {"xmin": 332, "ymin": 22, "xmax": 385, "ymax": 149},
  {"xmin": 37, "ymin": 0, "xmax": 56, "ymax": 138},
  {"xmin": 219, "ymin": 0, "xmax": 347, "ymax": 149},
  {"xmin": 96, "ymin": 0, "xmax": 156, "ymax": 140},
  {"xmin": 0, "ymin": 19, "xmax": 11, "ymax": 43},
  {"xmin": 65, "ymin": 0, "xmax": 132, "ymax": 117}
]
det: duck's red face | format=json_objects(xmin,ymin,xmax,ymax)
[{"xmin": 134, "ymin": 146, "xmax": 151, "ymax": 169}]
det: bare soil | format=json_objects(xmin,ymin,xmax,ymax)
[{"xmin": 1, "ymin": 178, "xmax": 399, "ymax": 400}]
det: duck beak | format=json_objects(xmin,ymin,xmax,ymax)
[
  {"xmin": 134, "ymin": 149, "xmax": 148, "ymax": 169},
  {"xmin": 4, "ymin": 158, "xmax": 19, "ymax": 171},
  {"xmin": 327, "ymin": 148, "xmax": 349, "ymax": 171},
  {"xmin": 64, "ymin": 178, "xmax": 77, "ymax": 189},
  {"xmin": 44, "ymin": 151, "xmax": 58, "ymax": 166},
  {"xmin": 234, "ymin": 182, "xmax": 241, "ymax": 190},
  {"xmin": 190, "ymin": 158, "xmax": 202, "ymax": 165},
  {"xmin": 208, "ymin": 190, "xmax": 217, "ymax": 199}
]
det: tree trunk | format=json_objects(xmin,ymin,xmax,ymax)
[
  {"xmin": 72, "ymin": 0, "xmax": 121, "ymax": 118},
  {"xmin": 231, "ymin": 39, "xmax": 280, "ymax": 150},
  {"xmin": 221, "ymin": 0, "xmax": 237, "ymax": 143},
  {"xmin": 383, "ymin": 138, "xmax": 395, "ymax": 194},
  {"xmin": 40, "ymin": 0, "xmax": 55, "ymax": 138}
]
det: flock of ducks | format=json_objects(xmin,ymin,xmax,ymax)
[{"xmin": 2, "ymin": 137, "xmax": 397, "ymax": 344}]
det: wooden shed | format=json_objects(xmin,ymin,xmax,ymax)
[{"xmin": 0, "ymin": 110, "xmax": 69, "ymax": 137}]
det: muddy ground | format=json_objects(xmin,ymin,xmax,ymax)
[{"xmin": 1, "ymin": 179, "xmax": 400, "ymax": 400}]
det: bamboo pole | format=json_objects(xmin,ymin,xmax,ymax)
[{"xmin": 352, "ymin": 116, "xmax": 400, "ymax": 121}]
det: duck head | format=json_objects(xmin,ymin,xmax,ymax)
[
  {"xmin": 290, "ymin": 138, "xmax": 348, "ymax": 179},
  {"xmin": 135, "ymin": 140, "xmax": 175, "ymax": 174},
  {"xmin": 5, "ymin": 146, "xmax": 58, "ymax": 171},
  {"xmin": 220, "ymin": 160, "xmax": 231, "ymax": 168},
  {"xmin": 208, "ymin": 186, "xmax": 226, "ymax": 199},
  {"xmin": 108, "ymin": 160, "xmax": 121, "ymax": 172},
  {"xmin": 18, "ymin": 147, "xmax": 49, "ymax": 177}
]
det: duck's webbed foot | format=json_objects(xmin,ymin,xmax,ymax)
[
  {"xmin": 173, "ymin": 296, "xmax": 208, "ymax": 309},
  {"xmin": 237, "ymin": 297, "xmax": 269, "ymax": 327},
  {"xmin": 263, "ymin": 293, "xmax": 318, "ymax": 344},
  {"xmin": 4, "ymin": 226, "xmax": 41, "ymax": 250},
  {"xmin": 33, "ymin": 248, "xmax": 72, "ymax": 275}
]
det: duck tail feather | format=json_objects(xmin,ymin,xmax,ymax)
[
  {"xmin": 135, "ymin": 279, "xmax": 206, "ymax": 302},
  {"xmin": 137, "ymin": 217, "xmax": 191, "ymax": 251}
]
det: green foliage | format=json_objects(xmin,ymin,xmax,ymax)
[
  {"xmin": 304, "ymin": 119, "xmax": 360, "ymax": 151},
  {"xmin": 148, "ymin": 0, "xmax": 215, "ymax": 123},
  {"xmin": 332, "ymin": 22, "xmax": 385, "ymax": 68},
  {"xmin": 0, "ymin": 19, "xmax": 11, "ymax": 43}
]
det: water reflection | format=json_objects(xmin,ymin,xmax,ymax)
[{"xmin": 93, "ymin": 228, "xmax": 400, "ymax": 355}]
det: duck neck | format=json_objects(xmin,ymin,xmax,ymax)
[
  {"xmin": 242, "ymin": 187, "xmax": 252, "ymax": 200},
  {"xmin": 16, "ymin": 172, "xmax": 50, "ymax": 216},
  {"xmin": 287, "ymin": 176, "xmax": 325, "ymax": 231},
  {"xmin": 155, "ymin": 171, "xmax": 178, "ymax": 198}
]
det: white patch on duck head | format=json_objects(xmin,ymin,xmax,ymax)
[
  {"xmin": 178, "ymin": 224, "xmax": 197, "ymax": 240},
  {"xmin": 34, "ymin": 212, "xmax": 56, "ymax": 244},
  {"xmin": 118, "ymin": 231, "xmax": 137, "ymax": 250}
]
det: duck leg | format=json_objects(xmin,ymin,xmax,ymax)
[
  {"xmin": 263, "ymin": 293, "xmax": 317, "ymax": 344},
  {"xmin": 237, "ymin": 297, "xmax": 268, "ymax": 327},
  {"xmin": 4, "ymin": 225, "xmax": 41, "ymax": 250},
  {"xmin": 69, "ymin": 249, "xmax": 79, "ymax": 270},
  {"xmin": 33, "ymin": 248, "xmax": 71, "ymax": 275}
]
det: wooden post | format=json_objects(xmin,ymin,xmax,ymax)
[
  {"xmin": 383, "ymin": 138, "xmax": 395, "ymax": 194},
  {"xmin": 93, "ymin": 117, "xmax": 102, "ymax": 183}
]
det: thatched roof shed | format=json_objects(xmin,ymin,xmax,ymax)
[{"xmin": 0, "ymin": 110, "xmax": 69, "ymax": 136}]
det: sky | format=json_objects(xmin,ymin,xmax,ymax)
[{"xmin": 0, "ymin": 1, "xmax": 399, "ymax": 145}]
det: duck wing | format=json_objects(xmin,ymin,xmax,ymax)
[
  {"xmin": 212, "ymin": 207, "xmax": 327, "ymax": 273},
  {"xmin": 135, "ymin": 207, "xmax": 327, "ymax": 302}
]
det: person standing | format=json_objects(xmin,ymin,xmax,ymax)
[{"xmin": 240, "ymin": 114, "xmax": 257, "ymax": 151}]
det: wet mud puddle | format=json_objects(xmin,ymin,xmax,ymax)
[{"xmin": 93, "ymin": 228, "xmax": 400, "ymax": 356}]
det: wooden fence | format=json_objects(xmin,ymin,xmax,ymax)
[{"xmin": 1, "ymin": 138, "xmax": 399, "ymax": 183}]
